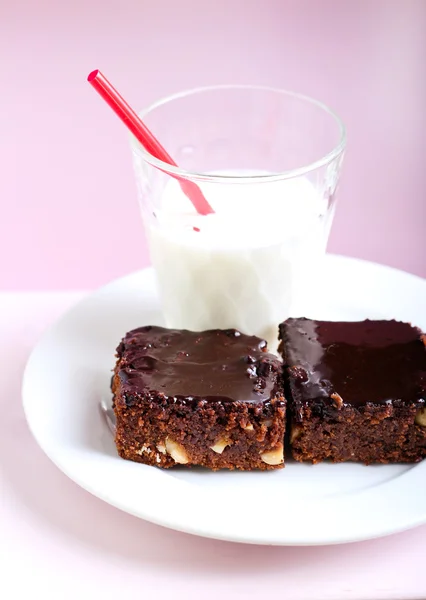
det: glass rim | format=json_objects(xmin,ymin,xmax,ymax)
[{"xmin": 130, "ymin": 84, "xmax": 346, "ymax": 183}]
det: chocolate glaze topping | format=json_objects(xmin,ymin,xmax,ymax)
[
  {"xmin": 116, "ymin": 326, "xmax": 282, "ymax": 403},
  {"xmin": 280, "ymin": 318, "xmax": 426, "ymax": 408}
]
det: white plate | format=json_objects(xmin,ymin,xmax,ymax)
[{"xmin": 22, "ymin": 255, "xmax": 426, "ymax": 546}]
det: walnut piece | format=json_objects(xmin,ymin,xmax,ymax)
[
  {"xmin": 242, "ymin": 423, "xmax": 254, "ymax": 431},
  {"xmin": 290, "ymin": 425, "xmax": 302, "ymax": 443},
  {"xmin": 165, "ymin": 437, "xmax": 189, "ymax": 464},
  {"xmin": 330, "ymin": 392, "xmax": 343, "ymax": 409},
  {"xmin": 415, "ymin": 408, "xmax": 426, "ymax": 427},
  {"xmin": 156, "ymin": 442, "xmax": 166, "ymax": 454},
  {"xmin": 210, "ymin": 437, "xmax": 231, "ymax": 454},
  {"xmin": 260, "ymin": 444, "xmax": 284, "ymax": 466}
]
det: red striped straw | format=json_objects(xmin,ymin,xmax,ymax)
[{"xmin": 88, "ymin": 70, "xmax": 214, "ymax": 216}]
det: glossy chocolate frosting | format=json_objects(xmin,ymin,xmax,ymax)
[
  {"xmin": 280, "ymin": 318, "xmax": 426, "ymax": 408},
  {"xmin": 116, "ymin": 326, "xmax": 282, "ymax": 403}
]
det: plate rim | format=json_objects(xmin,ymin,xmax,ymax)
[{"xmin": 22, "ymin": 254, "xmax": 426, "ymax": 546}]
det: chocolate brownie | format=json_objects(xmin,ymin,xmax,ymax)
[
  {"xmin": 279, "ymin": 318, "xmax": 426, "ymax": 464},
  {"xmin": 112, "ymin": 326, "xmax": 286, "ymax": 470}
]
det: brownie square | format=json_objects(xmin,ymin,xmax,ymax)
[
  {"xmin": 279, "ymin": 318, "xmax": 426, "ymax": 464},
  {"xmin": 112, "ymin": 326, "xmax": 286, "ymax": 470}
]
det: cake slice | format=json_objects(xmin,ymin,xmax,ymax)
[
  {"xmin": 279, "ymin": 318, "xmax": 426, "ymax": 464},
  {"xmin": 112, "ymin": 326, "xmax": 286, "ymax": 470}
]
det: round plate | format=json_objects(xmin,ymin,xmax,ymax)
[{"xmin": 22, "ymin": 255, "xmax": 426, "ymax": 545}]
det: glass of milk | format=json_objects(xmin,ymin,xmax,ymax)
[{"xmin": 130, "ymin": 86, "xmax": 346, "ymax": 348}]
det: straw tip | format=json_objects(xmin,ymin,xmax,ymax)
[{"xmin": 87, "ymin": 69, "xmax": 99, "ymax": 82}]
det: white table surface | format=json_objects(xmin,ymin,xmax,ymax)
[{"xmin": 1, "ymin": 292, "xmax": 425, "ymax": 600}]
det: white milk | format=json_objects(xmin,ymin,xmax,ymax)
[{"xmin": 147, "ymin": 172, "xmax": 328, "ymax": 348}]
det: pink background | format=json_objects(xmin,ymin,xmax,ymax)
[
  {"xmin": 2, "ymin": 5, "xmax": 426, "ymax": 597},
  {"xmin": 2, "ymin": 0, "xmax": 426, "ymax": 290}
]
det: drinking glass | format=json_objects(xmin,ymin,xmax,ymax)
[{"xmin": 130, "ymin": 85, "xmax": 346, "ymax": 346}]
